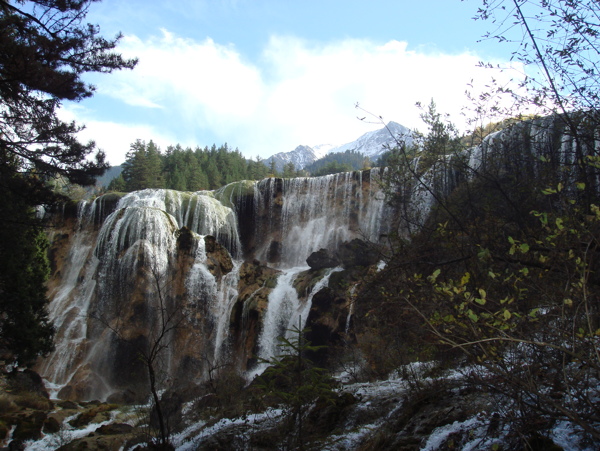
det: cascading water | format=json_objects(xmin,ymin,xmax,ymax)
[
  {"xmin": 39, "ymin": 201, "xmax": 99, "ymax": 398},
  {"xmin": 254, "ymin": 267, "xmax": 307, "ymax": 364},
  {"xmin": 211, "ymin": 261, "xmax": 241, "ymax": 364},
  {"xmin": 248, "ymin": 266, "xmax": 343, "ymax": 379},
  {"xmin": 40, "ymin": 189, "xmax": 246, "ymax": 400},
  {"xmin": 41, "ymin": 171, "xmax": 394, "ymax": 399},
  {"xmin": 252, "ymin": 169, "xmax": 392, "ymax": 267}
]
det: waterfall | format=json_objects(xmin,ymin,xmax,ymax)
[
  {"xmin": 250, "ymin": 266, "xmax": 343, "ymax": 379},
  {"xmin": 254, "ymin": 266, "xmax": 307, "ymax": 364},
  {"xmin": 253, "ymin": 169, "xmax": 391, "ymax": 267},
  {"xmin": 41, "ymin": 172, "xmax": 391, "ymax": 399},
  {"xmin": 40, "ymin": 189, "xmax": 246, "ymax": 400},
  {"xmin": 212, "ymin": 261, "xmax": 241, "ymax": 364},
  {"xmin": 39, "ymin": 201, "xmax": 99, "ymax": 397}
]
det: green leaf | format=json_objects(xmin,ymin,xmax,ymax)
[
  {"xmin": 467, "ymin": 310, "xmax": 479, "ymax": 322},
  {"xmin": 429, "ymin": 268, "xmax": 441, "ymax": 282},
  {"xmin": 529, "ymin": 308, "xmax": 539, "ymax": 318},
  {"xmin": 503, "ymin": 310, "xmax": 511, "ymax": 320},
  {"xmin": 460, "ymin": 273, "xmax": 470, "ymax": 286}
]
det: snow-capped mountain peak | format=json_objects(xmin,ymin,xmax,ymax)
[
  {"xmin": 264, "ymin": 121, "xmax": 412, "ymax": 171},
  {"xmin": 326, "ymin": 121, "xmax": 412, "ymax": 160}
]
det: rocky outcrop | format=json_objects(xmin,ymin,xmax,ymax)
[
  {"xmin": 306, "ymin": 248, "xmax": 340, "ymax": 270},
  {"xmin": 204, "ymin": 235, "xmax": 233, "ymax": 277},
  {"xmin": 336, "ymin": 238, "xmax": 381, "ymax": 268},
  {"xmin": 230, "ymin": 260, "xmax": 280, "ymax": 367},
  {"xmin": 306, "ymin": 239, "xmax": 381, "ymax": 270}
]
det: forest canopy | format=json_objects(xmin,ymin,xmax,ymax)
[{"xmin": 108, "ymin": 141, "xmax": 273, "ymax": 192}]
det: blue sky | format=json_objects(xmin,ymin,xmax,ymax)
[{"xmin": 60, "ymin": 0, "xmax": 526, "ymax": 165}]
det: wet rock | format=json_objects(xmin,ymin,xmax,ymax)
[
  {"xmin": 7, "ymin": 439, "xmax": 25, "ymax": 450},
  {"xmin": 42, "ymin": 416, "xmax": 61, "ymax": 434},
  {"xmin": 205, "ymin": 235, "xmax": 233, "ymax": 276},
  {"xmin": 176, "ymin": 226, "xmax": 195, "ymax": 253},
  {"xmin": 7, "ymin": 370, "xmax": 49, "ymax": 400},
  {"xmin": 12, "ymin": 411, "xmax": 47, "ymax": 441},
  {"xmin": 336, "ymin": 238, "xmax": 380, "ymax": 268},
  {"xmin": 68, "ymin": 403, "xmax": 116, "ymax": 428},
  {"xmin": 96, "ymin": 423, "xmax": 133, "ymax": 435},
  {"xmin": 56, "ymin": 400, "xmax": 79, "ymax": 410},
  {"xmin": 307, "ymin": 248, "xmax": 340, "ymax": 270},
  {"xmin": 106, "ymin": 389, "xmax": 137, "ymax": 405}
]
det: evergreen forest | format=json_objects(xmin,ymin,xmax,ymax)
[{"xmin": 108, "ymin": 141, "xmax": 273, "ymax": 192}]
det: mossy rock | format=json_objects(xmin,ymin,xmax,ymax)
[
  {"xmin": 13, "ymin": 411, "xmax": 47, "ymax": 441},
  {"xmin": 265, "ymin": 275, "xmax": 278, "ymax": 289},
  {"xmin": 293, "ymin": 268, "xmax": 327, "ymax": 295},
  {"xmin": 214, "ymin": 180, "xmax": 256, "ymax": 208},
  {"xmin": 0, "ymin": 395, "xmax": 18, "ymax": 414},
  {"xmin": 7, "ymin": 370, "xmax": 50, "ymax": 400},
  {"xmin": 13, "ymin": 392, "xmax": 53, "ymax": 411},
  {"xmin": 96, "ymin": 422, "xmax": 134, "ymax": 435},
  {"xmin": 68, "ymin": 403, "xmax": 117, "ymax": 428},
  {"xmin": 43, "ymin": 416, "xmax": 61, "ymax": 434},
  {"xmin": 57, "ymin": 400, "xmax": 79, "ymax": 410}
]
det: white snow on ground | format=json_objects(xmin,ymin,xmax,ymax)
[
  {"xmin": 24, "ymin": 411, "xmax": 121, "ymax": 451},
  {"xmin": 173, "ymin": 408, "xmax": 285, "ymax": 450},
  {"xmin": 551, "ymin": 421, "xmax": 597, "ymax": 451},
  {"xmin": 420, "ymin": 414, "xmax": 499, "ymax": 451},
  {"xmin": 321, "ymin": 424, "xmax": 380, "ymax": 450},
  {"xmin": 421, "ymin": 415, "xmax": 479, "ymax": 450},
  {"xmin": 29, "ymin": 360, "xmax": 596, "ymax": 450}
]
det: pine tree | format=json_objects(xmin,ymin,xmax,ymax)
[
  {"xmin": 0, "ymin": 0, "xmax": 137, "ymax": 190},
  {"xmin": 122, "ymin": 140, "xmax": 164, "ymax": 191},
  {"xmin": 107, "ymin": 173, "xmax": 126, "ymax": 192},
  {"xmin": 0, "ymin": 0, "xmax": 135, "ymax": 368},
  {"xmin": 0, "ymin": 164, "xmax": 54, "ymax": 368},
  {"xmin": 282, "ymin": 162, "xmax": 298, "ymax": 178},
  {"xmin": 256, "ymin": 321, "xmax": 336, "ymax": 449}
]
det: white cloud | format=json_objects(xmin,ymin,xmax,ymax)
[
  {"xmin": 58, "ymin": 105, "xmax": 177, "ymax": 166},
  {"xmin": 80, "ymin": 31, "xmax": 525, "ymax": 162}
]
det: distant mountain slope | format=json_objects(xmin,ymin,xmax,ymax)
[
  {"xmin": 265, "ymin": 145, "xmax": 319, "ymax": 173},
  {"xmin": 304, "ymin": 150, "xmax": 367, "ymax": 175},
  {"xmin": 327, "ymin": 121, "xmax": 412, "ymax": 160},
  {"xmin": 96, "ymin": 165, "xmax": 123, "ymax": 187},
  {"xmin": 265, "ymin": 121, "xmax": 413, "ymax": 171}
]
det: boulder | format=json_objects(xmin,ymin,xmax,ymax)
[
  {"xmin": 96, "ymin": 423, "xmax": 134, "ymax": 435},
  {"xmin": 306, "ymin": 249, "xmax": 340, "ymax": 270},
  {"xmin": 336, "ymin": 239, "xmax": 380, "ymax": 268}
]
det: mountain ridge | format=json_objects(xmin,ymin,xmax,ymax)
[{"xmin": 265, "ymin": 121, "xmax": 413, "ymax": 172}]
